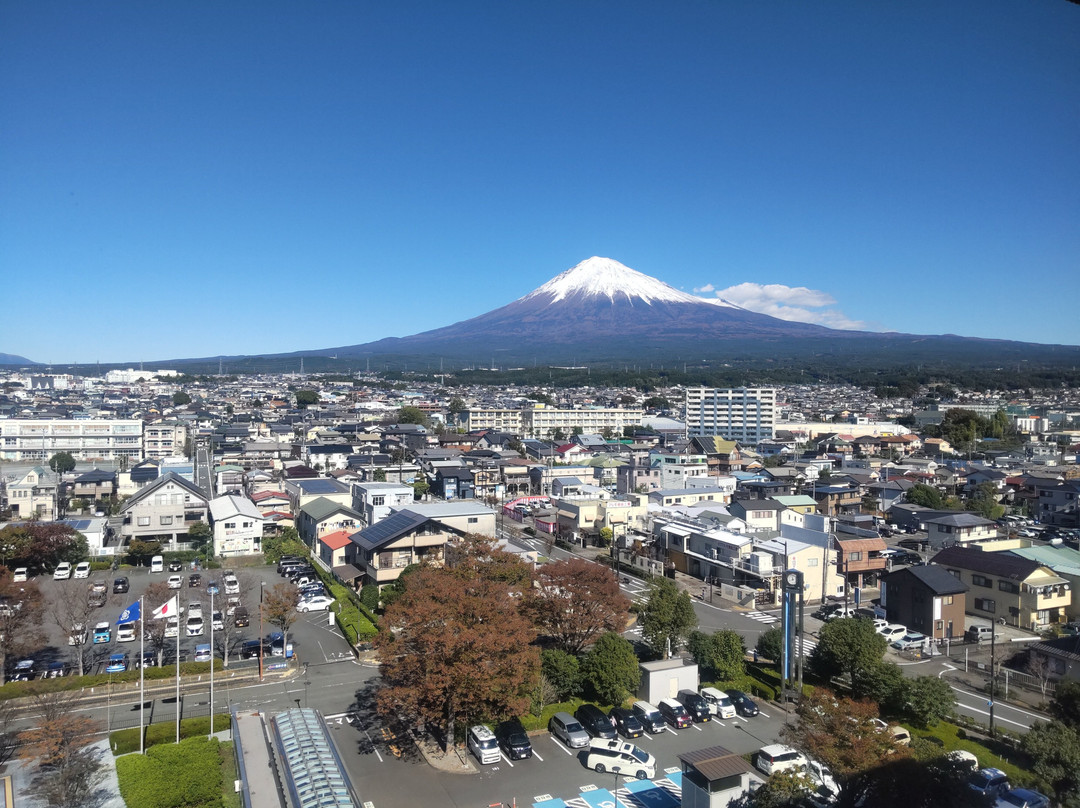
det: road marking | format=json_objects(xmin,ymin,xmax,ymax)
[
  {"xmin": 692, "ymin": 723, "xmax": 703, "ymax": 731},
  {"xmin": 757, "ymin": 712, "xmax": 771, "ymax": 719},
  {"xmin": 499, "ymin": 752, "xmax": 514, "ymax": 767},
  {"xmin": 948, "ymin": 685, "xmax": 1047, "ymax": 721},
  {"xmin": 552, "ymin": 737, "xmax": 575, "ymax": 755},
  {"xmin": 954, "ymin": 703, "xmax": 1034, "ymax": 730},
  {"xmin": 533, "ymin": 750, "xmax": 544, "ymax": 762}
]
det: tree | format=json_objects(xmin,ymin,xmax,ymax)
[
  {"xmin": 851, "ymin": 661, "xmax": 907, "ymax": 715},
  {"xmin": 540, "ymin": 649, "xmax": 581, "ymax": 701},
  {"xmin": 395, "ymin": 406, "xmax": 429, "ymax": 426},
  {"xmin": 581, "ymin": 632, "xmax": 641, "ymax": 705},
  {"xmin": 261, "ymin": 528, "xmax": 308, "ymax": 563},
  {"xmin": 966, "ymin": 482, "xmax": 1004, "ymax": 521},
  {"xmin": 51, "ymin": 580, "xmax": 113, "ymax": 677},
  {"xmin": 48, "ymin": 452, "xmax": 76, "ymax": 474},
  {"xmin": 18, "ymin": 690, "xmax": 103, "ymax": 808},
  {"xmin": 756, "ymin": 626, "xmax": 784, "ymax": 663},
  {"xmin": 1021, "ymin": 719, "xmax": 1080, "ymax": 807},
  {"xmin": 741, "ymin": 768, "xmax": 813, "ymax": 808},
  {"xmin": 527, "ymin": 557, "xmax": 631, "ymax": 654},
  {"xmin": 294, "ymin": 389, "xmax": 319, "ymax": 408},
  {"xmin": 412, "ymin": 478, "xmax": 430, "ymax": 500},
  {"xmin": 639, "ymin": 577, "xmax": 697, "ymax": 659},
  {"xmin": 688, "ymin": 630, "xmax": 746, "ymax": 681},
  {"xmin": 810, "ymin": 617, "xmax": 887, "ymax": 682},
  {"xmin": 0, "ymin": 528, "xmax": 31, "ymax": 568},
  {"xmin": 447, "ymin": 396, "xmax": 466, "ymax": 414},
  {"xmin": 3, "ymin": 521, "xmax": 87, "ymax": 572},
  {"xmin": 262, "ymin": 584, "xmax": 300, "ymax": 654},
  {"xmin": 378, "ymin": 563, "xmax": 422, "ymax": 610},
  {"xmin": 375, "ymin": 566, "xmax": 539, "ymax": 754},
  {"xmin": 126, "ymin": 538, "xmax": 162, "ymax": 567},
  {"xmin": 782, "ymin": 689, "xmax": 907, "ymax": 807},
  {"xmin": 598, "ymin": 526, "xmax": 613, "ymax": 547},
  {"xmin": 360, "ymin": 584, "xmax": 380, "ymax": 612},
  {"xmin": 0, "ymin": 572, "xmax": 44, "ymax": 685},
  {"xmin": 446, "ymin": 533, "xmax": 532, "ymax": 590},
  {"xmin": 906, "ymin": 483, "xmax": 945, "ymax": 510},
  {"xmin": 1048, "ymin": 678, "xmax": 1080, "ymax": 727},
  {"xmin": 903, "ymin": 675, "xmax": 955, "ymax": 728},
  {"xmin": 187, "ymin": 521, "xmax": 213, "ymax": 558},
  {"xmin": 171, "ymin": 391, "xmax": 191, "ymax": 406}
]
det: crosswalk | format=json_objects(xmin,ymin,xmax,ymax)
[{"xmin": 743, "ymin": 610, "xmax": 780, "ymax": 625}]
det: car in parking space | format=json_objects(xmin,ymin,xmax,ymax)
[
  {"xmin": 755, "ymin": 744, "xmax": 808, "ymax": 776},
  {"xmin": 549, "ymin": 711, "xmax": 589, "ymax": 749},
  {"xmin": 211, "ymin": 611, "xmax": 224, "ymax": 631},
  {"xmin": 93, "ymin": 622, "xmax": 112, "ymax": 643},
  {"xmin": 297, "ymin": 595, "xmax": 335, "ymax": 613},
  {"xmin": 136, "ymin": 651, "xmax": 157, "ymax": 669},
  {"xmin": 164, "ymin": 617, "xmax": 179, "ymax": 638},
  {"xmin": 194, "ymin": 644, "xmax": 212, "ymax": 663},
  {"xmin": 44, "ymin": 661, "xmax": 66, "ymax": 679},
  {"xmin": 206, "ymin": 580, "xmax": 220, "ymax": 595},
  {"xmin": 495, "ymin": 719, "xmax": 533, "ymax": 760},
  {"xmin": 116, "ymin": 622, "xmax": 137, "ymax": 642},
  {"xmin": 575, "ymin": 704, "xmax": 617, "ymax": 739},
  {"xmin": 74, "ymin": 561, "xmax": 91, "ymax": 579},
  {"xmin": 804, "ymin": 759, "xmax": 840, "ymax": 807},
  {"xmin": 699, "ymin": 687, "xmax": 736, "ymax": 719},
  {"xmin": 224, "ymin": 576, "xmax": 240, "ymax": 595},
  {"xmin": 105, "ymin": 653, "xmax": 129, "ymax": 673},
  {"xmin": 226, "ymin": 596, "xmax": 241, "ymax": 615},
  {"xmin": 12, "ymin": 568, "xmax": 28, "ymax": 583},
  {"xmin": 150, "ymin": 555, "xmax": 164, "ymax": 573},
  {"xmin": 167, "ymin": 575, "xmax": 183, "ymax": 590},
  {"xmin": 240, "ymin": 640, "xmax": 268, "ymax": 660},
  {"xmin": 299, "ymin": 584, "xmax": 327, "ymax": 600},
  {"xmin": 188, "ymin": 573, "xmax": 202, "ymax": 588},
  {"xmin": 294, "ymin": 574, "xmax": 319, "ymax": 588},
  {"xmin": 585, "ymin": 738, "xmax": 655, "ymax": 780},
  {"xmin": 657, "ymin": 698, "xmax": 692, "ymax": 729},
  {"xmin": 11, "ymin": 659, "xmax": 35, "ymax": 681},
  {"xmin": 233, "ymin": 607, "xmax": 250, "ymax": 628},
  {"xmin": 631, "ymin": 701, "xmax": 666, "ymax": 734},
  {"xmin": 608, "ymin": 707, "xmax": 645, "ymax": 739},
  {"xmin": 186, "ymin": 602, "xmax": 203, "ymax": 620},
  {"xmin": 467, "ymin": 724, "xmax": 500, "ymax": 765},
  {"xmin": 269, "ymin": 632, "xmax": 289, "ymax": 657},
  {"xmin": 891, "ymin": 631, "xmax": 927, "ymax": 651},
  {"xmin": 53, "ymin": 562, "xmax": 73, "ymax": 581},
  {"xmin": 968, "ymin": 768, "xmax": 1011, "ymax": 799},
  {"xmin": 879, "ymin": 624, "xmax": 908, "ymax": 643},
  {"xmin": 186, "ymin": 616, "xmax": 204, "ymax": 637},
  {"xmin": 676, "ymin": 689, "xmax": 711, "ymax": 723},
  {"xmin": 113, "ymin": 576, "xmax": 129, "ymax": 594},
  {"xmin": 996, "ymin": 787, "xmax": 1051, "ymax": 808},
  {"xmin": 870, "ymin": 618, "xmax": 889, "ymax": 632},
  {"xmin": 168, "ymin": 559, "xmax": 183, "ymax": 572},
  {"xmin": 727, "ymin": 690, "xmax": 760, "ymax": 717}
]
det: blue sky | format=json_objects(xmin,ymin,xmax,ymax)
[{"xmin": 2, "ymin": 1, "xmax": 1078, "ymax": 364}]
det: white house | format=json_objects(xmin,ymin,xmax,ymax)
[{"xmin": 209, "ymin": 494, "xmax": 264, "ymax": 557}]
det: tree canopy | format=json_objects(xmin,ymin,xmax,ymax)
[
  {"xmin": 581, "ymin": 631, "xmax": 641, "ymax": 705},
  {"xmin": 48, "ymin": 452, "xmax": 76, "ymax": 474},
  {"xmin": 688, "ymin": 629, "xmax": 745, "ymax": 681},
  {"xmin": 639, "ymin": 577, "xmax": 697, "ymax": 659},
  {"xmin": 810, "ymin": 617, "xmax": 887, "ymax": 682},
  {"xmin": 526, "ymin": 557, "xmax": 630, "ymax": 654},
  {"xmin": 294, "ymin": 389, "xmax": 319, "ymax": 408},
  {"xmin": 905, "ymin": 483, "xmax": 946, "ymax": 510}
]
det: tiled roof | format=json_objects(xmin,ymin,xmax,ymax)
[{"xmin": 931, "ymin": 546, "xmax": 1040, "ymax": 580}]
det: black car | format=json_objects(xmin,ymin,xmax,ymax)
[
  {"xmin": 892, "ymin": 550, "xmax": 923, "ymax": 566},
  {"xmin": 233, "ymin": 607, "xmax": 250, "ymax": 628},
  {"xmin": 113, "ymin": 577, "xmax": 130, "ymax": 594},
  {"xmin": 240, "ymin": 640, "xmax": 269, "ymax": 660},
  {"xmin": 136, "ymin": 651, "xmax": 157, "ymax": 669},
  {"xmin": 575, "ymin": 704, "xmax": 617, "ymax": 740},
  {"xmin": 189, "ymin": 573, "xmax": 202, "ymax": 588},
  {"xmin": 608, "ymin": 707, "xmax": 644, "ymax": 739},
  {"xmin": 168, "ymin": 559, "xmax": 183, "ymax": 572},
  {"xmin": 726, "ymin": 690, "xmax": 759, "ymax": 717},
  {"xmin": 495, "ymin": 719, "xmax": 533, "ymax": 760},
  {"xmin": 284, "ymin": 566, "xmax": 315, "ymax": 581}
]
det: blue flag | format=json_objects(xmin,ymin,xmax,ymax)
[{"xmin": 118, "ymin": 600, "xmax": 141, "ymax": 624}]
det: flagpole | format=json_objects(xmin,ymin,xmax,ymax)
[
  {"xmin": 139, "ymin": 595, "xmax": 145, "ymax": 754},
  {"xmin": 176, "ymin": 597, "xmax": 181, "ymax": 744}
]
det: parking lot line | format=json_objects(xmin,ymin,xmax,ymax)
[
  {"xmin": 758, "ymin": 712, "xmax": 771, "ymax": 719},
  {"xmin": 533, "ymin": 750, "xmax": 544, "ymax": 762},
  {"xmin": 551, "ymin": 737, "xmax": 575, "ymax": 755}
]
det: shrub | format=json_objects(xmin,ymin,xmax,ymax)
[
  {"xmin": 360, "ymin": 584, "xmax": 379, "ymax": 611},
  {"xmin": 116, "ymin": 735, "xmax": 224, "ymax": 808},
  {"xmin": 111, "ymin": 713, "xmax": 232, "ymax": 755}
]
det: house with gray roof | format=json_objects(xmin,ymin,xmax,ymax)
[
  {"xmin": 119, "ymin": 471, "xmax": 210, "ymax": 551},
  {"xmin": 881, "ymin": 564, "xmax": 968, "ymax": 640},
  {"xmin": 296, "ymin": 497, "xmax": 363, "ymax": 547}
]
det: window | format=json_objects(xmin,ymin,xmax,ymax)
[
  {"xmin": 468, "ymin": 517, "xmax": 478, "ymax": 524},
  {"xmin": 160, "ymin": 515, "xmax": 173, "ymax": 526},
  {"xmin": 848, "ymin": 551, "xmax": 862, "ymax": 561},
  {"xmin": 942, "ymin": 595, "xmax": 954, "ymax": 605},
  {"xmin": 998, "ymin": 581, "xmax": 1019, "ymax": 594},
  {"xmin": 138, "ymin": 516, "xmax": 151, "ymax": 527},
  {"xmin": 973, "ymin": 597, "xmax": 996, "ymax": 612},
  {"xmin": 372, "ymin": 495, "xmax": 385, "ymax": 506},
  {"xmin": 807, "ymin": 558, "xmax": 819, "ymax": 568},
  {"xmin": 972, "ymin": 574, "xmax": 992, "ymax": 588}
]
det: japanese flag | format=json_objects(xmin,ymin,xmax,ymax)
[{"xmin": 152, "ymin": 596, "xmax": 178, "ymax": 620}]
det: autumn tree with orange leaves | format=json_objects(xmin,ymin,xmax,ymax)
[
  {"xmin": 19, "ymin": 690, "xmax": 103, "ymax": 807},
  {"xmin": 526, "ymin": 557, "xmax": 631, "ymax": 654}
]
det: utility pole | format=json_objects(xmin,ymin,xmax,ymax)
[{"xmin": 989, "ymin": 622, "xmax": 997, "ymax": 735}]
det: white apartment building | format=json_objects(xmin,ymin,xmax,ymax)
[
  {"xmin": 685, "ymin": 387, "xmax": 776, "ymax": 443},
  {"xmin": 144, "ymin": 420, "xmax": 188, "ymax": 460},
  {"xmin": 0, "ymin": 419, "xmax": 144, "ymax": 463},
  {"xmin": 456, "ymin": 408, "xmax": 525, "ymax": 433},
  {"xmin": 524, "ymin": 406, "xmax": 643, "ymax": 439}
]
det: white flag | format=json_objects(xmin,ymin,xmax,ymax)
[{"xmin": 152, "ymin": 596, "xmax": 178, "ymax": 620}]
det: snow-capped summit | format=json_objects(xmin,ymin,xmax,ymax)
[{"xmin": 521, "ymin": 256, "xmax": 707, "ymax": 306}]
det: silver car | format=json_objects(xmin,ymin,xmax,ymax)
[{"xmin": 549, "ymin": 711, "xmax": 589, "ymax": 749}]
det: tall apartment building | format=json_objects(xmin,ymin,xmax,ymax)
[
  {"xmin": 457, "ymin": 406, "xmax": 644, "ymax": 439},
  {"xmin": 0, "ymin": 419, "xmax": 144, "ymax": 463},
  {"xmin": 144, "ymin": 420, "xmax": 188, "ymax": 460},
  {"xmin": 685, "ymin": 387, "xmax": 776, "ymax": 443}
]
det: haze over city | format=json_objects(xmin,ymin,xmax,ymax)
[{"xmin": 2, "ymin": 1, "xmax": 1078, "ymax": 364}]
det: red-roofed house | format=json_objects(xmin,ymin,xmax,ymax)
[
  {"xmin": 251, "ymin": 491, "xmax": 291, "ymax": 516},
  {"xmin": 318, "ymin": 529, "xmax": 356, "ymax": 568}
]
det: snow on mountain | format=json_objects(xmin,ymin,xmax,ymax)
[
  {"xmin": 519, "ymin": 256, "xmax": 709, "ymax": 306},
  {"xmin": 700, "ymin": 295, "xmax": 743, "ymax": 310}
]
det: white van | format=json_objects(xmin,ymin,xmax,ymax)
[
  {"xmin": 756, "ymin": 744, "xmax": 808, "ymax": 776},
  {"xmin": 467, "ymin": 725, "xmax": 500, "ymax": 764},
  {"xmin": 150, "ymin": 555, "xmax": 164, "ymax": 573},
  {"xmin": 585, "ymin": 738, "xmax": 655, "ymax": 780},
  {"xmin": 699, "ymin": 687, "xmax": 736, "ymax": 719}
]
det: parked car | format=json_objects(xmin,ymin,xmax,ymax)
[
  {"xmin": 167, "ymin": 575, "xmax": 184, "ymax": 590},
  {"xmin": 549, "ymin": 711, "xmax": 590, "ymax": 748},
  {"xmin": 186, "ymin": 616, "xmax": 204, "ymax": 637},
  {"xmin": 164, "ymin": 617, "xmax": 179, "ymax": 638},
  {"xmin": 608, "ymin": 707, "xmax": 644, "ymax": 739},
  {"xmin": 53, "ymin": 562, "xmax": 73, "ymax": 581},
  {"xmin": 586, "ymin": 738, "xmax": 655, "ymax": 780},
  {"xmin": 756, "ymin": 744, "xmax": 808, "ymax": 776},
  {"xmin": 74, "ymin": 561, "xmax": 91, "ymax": 579},
  {"xmin": 676, "ymin": 689, "xmax": 711, "ymax": 723},
  {"xmin": 575, "ymin": 704, "xmax": 617, "ymax": 739},
  {"xmin": 168, "ymin": 559, "xmax": 183, "ymax": 572},
  {"xmin": 233, "ymin": 607, "xmax": 250, "ymax": 628},
  {"xmin": 297, "ymin": 595, "xmax": 335, "ymax": 613},
  {"xmin": 224, "ymin": 576, "xmax": 240, "ymax": 595},
  {"xmin": 211, "ymin": 611, "xmax": 224, "ymax": 631},
  {"xmin": 996, "ymin": 788, "xmax": 1051, "ymax": 808},
  {"xmin": 68, "ymin": 623, "xmax": 88, "ymax": 646},
  {"xmin": 226, "ymin": 597, "xmax": 241, "ymax": 615},
  {"xmin": 494, "ymin": 719, "xmax": 533, "ymax": 760},
  {"xmin": 150, "ymin": 556, "xmax": 164, "ymax": 573},
  {"xmin": 12, "ymin": 568, "xmax": 28, "ymax": 582},
  {"xmin": 968, "ymin": 768, "xmax": 1011, "ymax": 799},
  {"xmin": 206, "ymin": 580, "xmax": 220, "ymax": 595},
  {"xmin": 240, "ymin": 640, "xmax": 268, "ymax": 660},
  {"xmin": 93, "ymin": 622, "xmax": 112, "ymax": 643},
  {"xmin": 879, "ymin": 624, "xmax": 908, "ymax": 643},
  {"xmin": 699, "ymin": 687, "xmax": 736, "ymax": 719},
  {"xmin": 657, "ymin": 698, "xmax": 692, "ymax": 729},
  {"xmin": 727, "ymin": 690, "xmax": 760, "ymax": 717},
  {"xmin": 269, "ymin": 632, "xmax": 287, "ymax": 656},
  {"xmin": 194, "ymin": 644, "xmax": 212, "ymax": 663},
  {"xmin": 116, "ymin": 622, "xmax": 137, "ymax": 642},
  {"xmin": 631, "ymin": 700, "xmax": 666, "ymax": 734},
  {"xmin": 466, "ymin": 724, "xmax": 500, "ymax": 765},
  {"xmin": 136, "ymin": 651, "xmax": 157, "ymax": 669},
  {"xmin": 105, "ymin": 653, "xmax": 129, "ymax": 673},
  {"xmin": 187, "ymin": 602, "xmax": 203, "ymax": 620},
  {"xmin": 189, "ymin": 573, "xmax": 202, "ymax": 588},
  {"xmin": 11, "ymin": 659, "xmax": 35, "ymax": 681},
  {"xmin": 113, "ymin": 576, "xmax": 130, "ymax": 594},
  {"xmin": 891, "ymin": 631, "xmax": 928, "ymax": 651},
  {"xmin": 44, "ymin": 661, "xmax": 66, "ymax": 679}
]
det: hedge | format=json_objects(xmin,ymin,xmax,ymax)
[
  {"xmin": 0, "ymin": 659, "xmax": 223, "ymax": 701},
  {"xmin": 307, "ymin": 558, "xmax": 378, "ymax": 646},
  {"xmin": 519, "ymin": 697, "xmax": 589, "ymax": 732},
  {"xmin": 111, "ymin": 712, "xmax": 232, "ymax": 755},
  {"xmin": 116, "ymin": 735, "xmax": 224, "ymax": 808}
]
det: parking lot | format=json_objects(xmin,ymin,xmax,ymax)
[{"xmin": 13, "ymin": 561, "xmax": 354, "ymax": 680}]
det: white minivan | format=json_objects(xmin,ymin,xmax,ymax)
[
  {"xmin": 699, "ymin": 687, "xmax": 736, "ymax": 719},
  {"xmin": 150, "ymin": 555, "xmax": 164, "ymax": 573},
  {"xmin": 585, "ymin": 738, "xmax": 655, "ymax": 780},
  {"xmin": 756, "ymin": 744, "xmax": 808, "ymax": 776}
]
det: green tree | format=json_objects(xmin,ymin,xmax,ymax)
[
  {"xmin": 906, "ymin": 483, "xmax": 945, "ymax": 510},
  {"xmin": 688, "ymin": 630, "xmax": 745, "ymax": 681},
  {"xmin": 540, "ymin": 649, "xmax": 581, "ymax": 701},
  {"xmin": 261, "ymin": 527, "xmax": 308, "ymax": 563},
  {"xmin": 447, "ymin": 396, "xmax": 466, "ymax": 414},
  {"xmin": 186, "ymin": 521, "xmax": 213, "ymax": 557},
  {"xmin": 1049, "ymin": 678, "xmax": 1080, "ymax": 726},
  {"xmin": 581, "ymin": 632, "xmax": 641, "ymax": 705},
  {"xmin": 902, "ymin": 675, "xmax": 955, "ymax": 728},
  {"xmin": 744, "ymin": 768, "xmax": 813, "ymax": 808},
  {"xmin": 642, "ymin": 396, "xmax": 670, "ymax": 410},
  {"xmin": 966, "ymin": 482, "xmax": 1005, "ymax": 521},
  {"xmin": 48, "ymin": 452, "xmax": 76, "ymax": 474},
  {"xmin": 412, "ymin": 478, "xmax": 430, "ymax": 500},
  {"xmin": 852, "ymin": 661, "xmax": 908, "ymax": 715},
  {"xmin": 396, "ymin": 406, "xmax": 429, "ymax": 426},
  {"xmin": 171, "ymin": 391, "xmax": 191, "ymax": 406},
  {"xmin": 360, "ymin": 585, "xmax": 380, "ymax": 612},
  {"xmin": 756, "ymin": 626, "xmax": 784, "ymax": 663},
  {"xmin": 1021, "ymin": 719, "xmax": 1080, "ymax": 806},
  {"xmin": 377, "ymin": 563, "xmax": 422, "ymax": 610},
  {"xmin": 294, "ymin": 389, "xmax": 319, "ymax": 408},
  {"xmin": 598, "ymin": 526, "xmax": 613, "ymax": 547},
  {"xmin": 639, "ymin": 577, "xmax": 697, "ymax": 659},
  {"xmin": 810, "ymin": 618, "xmax": 887, "ymax": 681},
  {"xmin": 125, "ymin": 539, "xmax": 163, "ymax": 567}
]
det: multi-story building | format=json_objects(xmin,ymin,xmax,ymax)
[
  {"xmin": 351, "ymin": 481, "xmax": 414, "ymax": 527},
  {"xmin": 118, "ymin": 472, "xmax": 210, "ymax": 551},
  {"xmin": 881, "ymin": 565, "xmax": 969, "ymax": 641},
  {"xmin": 208, "ymin": 494, "xmax": 264, "ymax": 557},
  {"xmin": 650, "ymin": 452, "xmax": 710, "ymax": 489},
  {"xmin": 0, "ymin": 419, "xmax": 143, "ymax": 464},
  {"xmin": 685, "ymin": 387, "xmax": 776, "ymax": 443},
  {"xmin": 143, "ymin": 420, "xmax": 187, "ymax": 460},
  {"xmin": 5, "ymin": 466, "xmax": 58, "ymax": 520},
  {"xmin": 455, "ymin": 406, "xmax": 644, "ymax": 438}
]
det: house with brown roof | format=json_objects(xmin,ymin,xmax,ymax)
[
  {"xmin": 678, "ymin": 745, "xmax": 762, "ymax": 808},
  {"xmin": 836, "ymin": 536, "xmax": 888, "ymax": 589},
  {"xmin": 881, "ymin": 564, "xmax": 968, "ymax": 640},
  {"xmin": 931, "ymin": 545, "xmax": 1070, "ymax": 631}
]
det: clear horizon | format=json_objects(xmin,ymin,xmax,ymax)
[{"xmin": 2, "ymin": 2, "xmax": 1078, "ymax": 364}]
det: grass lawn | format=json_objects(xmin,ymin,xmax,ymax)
[{"xmin": 909, "ymin": 721, "xmax": 1035, "ymax": 787}]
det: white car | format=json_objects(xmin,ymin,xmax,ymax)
[
  {"xmin": 223, "ymin": 576, "xmax": 240, "ymax": 595},
  {"xmin": 167, "ymin": 575, "xmax": 183, "ymax": 590},
  {"xmin": 12, "ymin": 568, "xmax": 28, "ymax": 583},
  {"xmin": 211, "ymin": 611, "xmax": 224, "ymax": 631},
  {"xmin": 186, "ymin": 616, "xmax": 204, "ymax": 637},
  {"xmin": 891, "ymin": 631, "xmax": 927, "ymax": 651},
  {"xmin": 116, "ymin": 622, "xmax": 137, "ymax": 642},
  {"xmin": 73, "ymin": 561, "xmax": 91, "ymax": 579},
  {"xmin": 187, "ymin": 602, "xmax": 203, "ymax": 620},
  {"xmin": 164, "ymin": 617, "xmax": 179, "ymax": 638},
  {"xmin": 226, "ymin": 597, "xmax": 241, "ymax": 615},
  {"xmin": 297, "ymin": 594, "xmax": 334, "ymax": 613},
  {"xmin": 53, "ymin": 562, "xmax": 73, "ymax": 581},
  {"xmin": 879, "ymin": 624, "xmax": 908, "ymax": 643}
]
